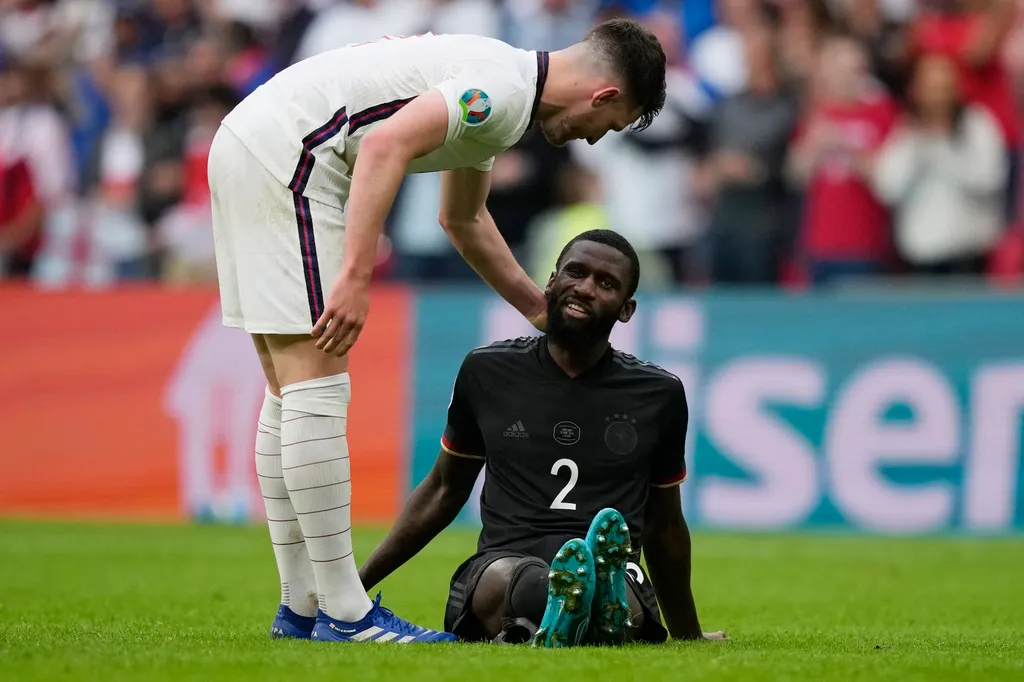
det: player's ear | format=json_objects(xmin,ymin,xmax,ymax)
[
  {"xmin": 618, "ymin": 298, "xmax": 636, "ymax": 323},
  {"xmin": 544, "ymin": 272, "xmax": 555, "ymax": 295},
  {"xmin": 591, "ymin": 86, "xmax": 620, "ymax": 108}
]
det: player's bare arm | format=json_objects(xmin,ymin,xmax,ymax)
[
  {"xmin": 313, "ymin": 90, "xmax": 452, "ymax": 356},
  {"xmin": 642, "ymin": 485, "xmax": 725, "ymax": 641},
  {"xmin": 439, "ymin": 167, "xmax": 547, "ymax": 330},
  {"xmin": 359, "ymin": 451, "xmax": 484, "ymax": 591}
]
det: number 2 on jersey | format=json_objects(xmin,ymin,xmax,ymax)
[{"xmin": 550, "ymin": 458, "xmax": 578, "ymax": 511}]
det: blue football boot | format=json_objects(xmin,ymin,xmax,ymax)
[
  {"xmin": 586, "ymin": 508, "xmax": 633, "ymax": 645},
  {"xmin": 532, "ymin": 538, "xmax": 596, "ymax": 648},
  {"xmin": 269, "ymin": 604, "xmax": 317, "ymax": 639},
  {"xmin": 311, "ymin": 593, "xmax": 455, "ymax": 643}
]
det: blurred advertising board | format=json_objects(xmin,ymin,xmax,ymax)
[
  {"xmin": 1, "ymin": 284, "xmax": 1022, "ymax": 535},
  {"xmin": 0, "ymin": 285, "xmax": 408, "ymax": 524},
  {"xmin": 412, "ymin": 290, "xmax": 1024, "ymax": 535}
]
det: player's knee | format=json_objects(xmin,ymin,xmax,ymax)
[
  {"xmin": 470, "ymin": 557, "xmax": 520, "ymax": 624},
  {"xmin": 279, "ymin": 373, "xmax": 351, "ymax": 419}
]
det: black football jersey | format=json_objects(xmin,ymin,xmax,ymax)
[{"xmin": 441, "ymin": 336, "xmax": 688, "ymax": 563}]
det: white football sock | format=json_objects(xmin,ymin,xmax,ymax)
[
  {"xmin": 255, "ymin": 387, "xmax": 318, "ymax": 617},
  {"xmin": 280, "ymin": 373, "xmax": 372, "ymax": 622}
]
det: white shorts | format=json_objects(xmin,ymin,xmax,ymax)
[{"xmin": 210, "ymin": 125, "xmax": 346, "ymax": 335}]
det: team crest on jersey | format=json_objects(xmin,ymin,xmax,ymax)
[
  {"xmin": 459, "ymin": 89, "xmax": 492, "ymax": 126},
  {"xmin": 604, "ymin": 414, "xmax": 638, "ymax": 455}
]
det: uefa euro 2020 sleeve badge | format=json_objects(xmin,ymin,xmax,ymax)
[{"xmin": 459, "ymin": 89, "xmax": 492, "ymax": 126}]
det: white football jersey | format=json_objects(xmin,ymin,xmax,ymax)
[{"xmin": 220, "ymin": 32, "xmax": 549, "ymax": 207}]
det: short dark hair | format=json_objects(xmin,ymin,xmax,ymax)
[
  {"xmin": 583, "ymin": 18, "xmax": 667, "ymax": 133},
  {"xmin": 555, "ymin": 229, "xmax": 641, "ymax": 297}
]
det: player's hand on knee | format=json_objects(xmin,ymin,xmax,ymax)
[{"xmin": 312, "ymin": 278, "xmax": 369, "ymax": 356}]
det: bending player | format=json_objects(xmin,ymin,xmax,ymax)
[
  {"xmin": 359, "ymin": 230, "xmax": 725, "ymax": 646},
  {"xmin": 211, "ymin": 22, "xmax": 667, "ymax": 643}
]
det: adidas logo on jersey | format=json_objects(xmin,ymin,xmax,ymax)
[{"xmin": 503, "ymin": 421, "xmax": 529, "ymax": 438}]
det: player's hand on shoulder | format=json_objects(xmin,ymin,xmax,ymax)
[
  {"xmin": 527, "ymin": 307, "xmax": 547, "ymax": 333},
  {"xmin": 524, "ymin": 290, "xmax": 547, "ymax": 332},
  {"xmin": 312, "ymin": 272, "xmax": 370, "ymax": 356}
]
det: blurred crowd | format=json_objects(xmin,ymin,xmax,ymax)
[{"xmin": 2, "ymin": 0, "xmax": 1024, "ymax": 290}]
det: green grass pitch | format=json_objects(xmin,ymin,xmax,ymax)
[{"xmin": 1, "ymin": 519, "xmax": 1022, "ymax": 681}]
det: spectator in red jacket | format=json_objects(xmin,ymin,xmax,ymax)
[
  {"xmin": 0, "ymin": 150, "xmax": 41, "ymax": 278},
  {"xmin": 786, "ymin": 33, "xmax": 898, "ymax": 285}
]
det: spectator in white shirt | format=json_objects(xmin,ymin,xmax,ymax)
[{"xmin": 872, "ymin": 53, "xmax": 1007, "ymax": 276}]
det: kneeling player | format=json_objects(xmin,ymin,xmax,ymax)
[{"xmin": 359, "ymin": 229, "xmax": 724, "ymax": 646}]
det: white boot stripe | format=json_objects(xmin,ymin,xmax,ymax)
[{"xmin": 351, "ymin": 626, "xmax": 382, "ymax": 642}]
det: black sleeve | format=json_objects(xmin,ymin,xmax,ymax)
[
  {"xmin": 440, "ymin": 355, "xmax": 486, "ymax": 460},
  {"xmin": 651, "ymin": 378, "xmax": 689, "ymax": 487}
]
